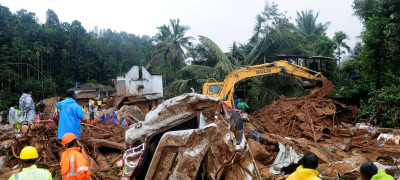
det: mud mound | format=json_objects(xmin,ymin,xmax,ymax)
[
  {"xmin": 0, "ymin": 121, "xmax": 125, "ymax": 179},
  {"xmin": 250, "ymin": 78, "xmax": 357, "ymax": 142}
]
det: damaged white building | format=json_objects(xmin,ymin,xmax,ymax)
[{"xmin": 113, "ymin": 66, "xmax": 164, "ymax": 114}]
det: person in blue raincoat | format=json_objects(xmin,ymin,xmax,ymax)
[{"xmin": 56, "ymin": 91, "xmax": 84, "ymax": 140}]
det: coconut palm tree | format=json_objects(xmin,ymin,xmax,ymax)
[
  {"xmin": 296, "ymin": 10, "xmax": 330, "ymax": 37},
  {"xmin": 152, "ymin": 19, "xmax": 193, "ymax": 87},
  {"xmin": 166, "ymin": 36, "xmax": 235, "ymax": 95},
  {"xmin": 333, "ymin": 31, "xmax": 351, "ymax": 60}
]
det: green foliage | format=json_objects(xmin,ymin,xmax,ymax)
[
  {"xmin": 296, "ymin": 10, "xmax": 330, "ymax": 37},
  {"xmin": 168, "ymin": 1, "xmax": 340, "ymax": 108},
  {"xmin": 166, "ymin": 36, "xmax": 234, "ymax": 96},
  {"xmin": 137, "ymin": 85, "xmax": 145, "ymax": 89},
  {"xmin": 246, "ymin": 3, "xmax": 302, "ymax": 65},
  {"xmin": 247, "ymin": 74, "xmax": 307, "ymax": 111},
  {"xmin": 333, "ymin": 31, "xmax": 350, "ymax": 60},
  {"xmin": 0, "ymin": 1, "xmax": 344, "ymax": 114},
  {"xmin": 151, "ymin": 18, "xmax": 193, "ymax": 86},
  {"xmin": 359, "ymin": 86, "xmax": 400, "ymax": 127},
  {"xmin": 0, "ymin": 5, "xmax": 151, "ymax": 109},
  {"xmin": 335, "ymin": 0, "xmax": 400, "ymax": 127}
]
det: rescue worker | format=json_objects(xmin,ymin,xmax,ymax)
[
  {"xmin": 56, "ymin": 91, "xmax": 84, "ymax": 140},
  {"xmin": 9, "ymin": 146, "xmax": 52, "ymax": 180},
  {"xmin": 60, "ymin": 133, "xmax": 91, "ymax": 180},
  {"xmin": 237, "ymin": 99, "xmax": 249, "ymax": 112},
  {"xmin": 97, "ymin": 99, "xmax": 102, "ymax": 111},
  {"xmin": 88, "ymin": 99, "xmax": 95, "ymax": 111},
  {"xmin": 360, "ymin": 162, "xmax": 395, "ymax": 180},
  {"xmin": 287, "ymin": 152, "xmax": 321, "ymax": 180},
  {"xmin": 19, "ymin": 88, "xmax": 36, "ymax": 125}
]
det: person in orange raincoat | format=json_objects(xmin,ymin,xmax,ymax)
[
  {"xmin": 286, "ymin": 152, "xmax": 321, "ymax": 180},
  {"xmin": 60, "ymin": 133, "xmax": 91, "ymax": 180}
]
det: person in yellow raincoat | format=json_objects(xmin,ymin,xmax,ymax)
[
  {"xmin": 360, "ymin": 162, "xmax": 395, "ymax": 180},
  {"xmin": 287, "ymin": 152, "xmax": 321, "ymax": 180}
]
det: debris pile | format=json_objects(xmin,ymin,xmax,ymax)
[
  {"xmin": 43, "ymin": 97, "xmax": 59, "ymax": 120},
  {"xmin": 246, "ymin": 78, "xmax": 400, "ymax": 179},
  {"xmin": 0, "ymin": 121, "xmax": 125, "ymax": 180},
  {"xmin": 251, "ymin": 96, "xmax": 358, "ymax": 142}
]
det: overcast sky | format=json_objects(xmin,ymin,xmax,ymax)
[{"xmin": 2, "ymin": 0, "xmax": 363, "ymax": 52}]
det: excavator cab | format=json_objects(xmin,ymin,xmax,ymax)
[{"xmin": 203, "ymin": 78, "xmax": 223, "ymax": 97}]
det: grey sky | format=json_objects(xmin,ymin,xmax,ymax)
[{"xmin": 2, "ymin": 0, "xmax": 363, "ymax": 53}]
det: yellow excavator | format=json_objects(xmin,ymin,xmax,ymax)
[{"xmin": 202, "ymin": 60, "xmax": 332, "ymax": 109}]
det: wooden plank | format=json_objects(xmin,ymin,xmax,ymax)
[{"xmin": 90, "ymin": 139, "xmax": 125, "ymax": 150}]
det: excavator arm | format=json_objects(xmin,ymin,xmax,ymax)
[{"xmin": 203, "ymin": 60, "xmax": 327, "ymax": 108}]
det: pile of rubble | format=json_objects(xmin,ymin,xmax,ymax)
[
  {"xmin": 245, "ymin": 79, "xmax": 400, "ymax": 179},
  {"xmin": 0, "ymin": 121, "xmax": 125, "ymax": 180},
  {"xmin": 250, "ymin": 95, "xmax": 358, "ymax": 142}
]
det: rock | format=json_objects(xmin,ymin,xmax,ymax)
[
  {"xmin": 116, "ymin": 160, "xmax": 123, "ymax": 167},
  {"xmin": 336, "ymin": 143, "xmax": 350, "ymax": 152},
  {"xmin": 248, "ymin": 139, "xmax": 270, "ymax": 161},
  {"xmin": 322, "ymin": 145, "xmax": 337, "ymax": 153}
]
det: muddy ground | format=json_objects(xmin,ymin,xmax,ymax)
[{"xmin": 246, "ymin": 79, "xmax": 400, "ymax": 179}]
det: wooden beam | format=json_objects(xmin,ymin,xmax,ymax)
[{"xmin": 89, "ymin": 139, "xmax": 125, "ymax": 150}]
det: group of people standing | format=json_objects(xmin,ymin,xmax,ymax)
[
  {"xmin": 88, "ymin": 98, "xmax": 102, "ymax": 112},
  {"xmin": 6, "ymin": 89, "xmax": 91, "ymax": 179},
  {"xmin": 9, "ymin": 133, "xmax": 91, "ymax": 180},
  {"xmin": 7, "ymin": 89, "xmax": 46, "ymax": 136}
]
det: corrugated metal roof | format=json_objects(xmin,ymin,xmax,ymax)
[{"xmin": 68, "ymin": 83, "xmax": 115, "ymax": 92}]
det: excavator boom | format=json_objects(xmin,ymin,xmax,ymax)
[{"xmin": 203, "ymin": 60, "xmax": 331, "ymax": 108}]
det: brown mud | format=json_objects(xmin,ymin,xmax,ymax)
[
  {"xmin": 248, "ymin": 78, "xmax": 400, "ymax": 179},
  {"xmin": 0, "ymin": 121, "xmax": 125, "ymax": 180}
]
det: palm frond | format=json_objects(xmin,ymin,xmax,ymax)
[
  {"xmin": 247, "ymin": 21, "xmax": 297, "ymax": 65},
  {"xmin": 179, "ymin": 65, "xmax": 216, "ymax": 79},
  {"xmin": 166, "ymin": 79, "xmax": 191, "ymax": 96},
  {"xmin": 248, "ymin": 74, "xmax": 307, "ymax": 111},
  {"xmin": 198, "ymin": 36, "xmax": 235, "ymax": 73}
]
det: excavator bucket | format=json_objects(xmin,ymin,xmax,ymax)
[{"xmin": 310, "ymin": 75, "xmax": 335, "ymax": 98}]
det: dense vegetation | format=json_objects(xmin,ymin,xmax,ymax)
[
  {"xmin": 1, "ymin": 0, "xmax": 399, "ymax": 127},
  {"xmin": 0, "ymin": 6, "xmax": 152, "ymax": 108},
  {"xmin": 341, "ymin": 0, "xmax": 400, "ymax": 126}
]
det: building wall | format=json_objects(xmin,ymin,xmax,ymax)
[
  {"xmin": 151, "ymin": 75, "xmax": 163, "ymax": 96},
  {"xmin": 117, "ymin": 66, "xmax": 163, "ymax": 96},
  {"xmin": 125, "ymin": 66, "xmax": 139, "ymax": 80},
  {"xmin": 116, "ymin": 77, "xmax": 126, "ymax": 96}
]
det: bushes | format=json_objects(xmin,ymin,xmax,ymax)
[{"xmin": 359, "ymin": 86, "xmax": 400, "ymax": 127}]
